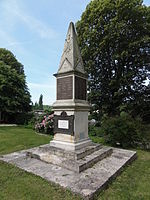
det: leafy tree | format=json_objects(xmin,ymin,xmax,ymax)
[
  {"xmin": 76, "ymin": 0, "xmax": 150, "ymax": 120},
  {"xmin": 43, "ymin": 105, "xmax": 52, "ymax": 113},
  {"xmin": 38, "ymin": 94, "xmax": 43, "ymax": 110},
  {"xmin": 0, "ymin": 48, "xmax": 31, "ymax": 123},
  {"xmin": 33, "ymin": 102, "xmax": 39, "ymax": 110},
  {"xmin": 0, "ymin": 48, "xmax": 24, "ymax": 74}
]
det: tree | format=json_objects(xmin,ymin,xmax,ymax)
[
  {"xmin": 0, "ymin": 48, "xmax": 31, "ymax": 123},
  {"xmin": 0, "ymin": 48, "xmax": 24, "ymax": 74},
  {"xmin": 38, "ymin": 94, "xmax": 43, "ymax": 110},
  {"xmin": 34, "ymin": 102, "xmax": 39, "ymax": 110},
  {"xmin": 76, "ymin": 0, "xmax": 150, "ymax": 120}
]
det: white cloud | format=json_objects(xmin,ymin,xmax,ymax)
[
  {"xmin": 4, "ymin": 39, "xmax": 37, "ymax": 48},
  {"xmin": 0, "ymin": 29, "xmax": 28, "ymax": 55},
  {"xmin": 0, "ymin": 2, "xmax": 35, "ymax": 52},
  {"xmin": 1, "ymin": 0, "xmax": 57, "ymax": 40}
]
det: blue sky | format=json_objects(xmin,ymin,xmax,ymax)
[{"xmin": 0, "ymin": 0, "xmax": 149, "ymax": 105}]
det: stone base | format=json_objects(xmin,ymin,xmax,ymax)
[
  {"xmin": 0, "ymin": 144, "xmax": 136, "ymax": 199},
  {"xmin": 26, "ymin": 143, "xmax": 112, "ymax": 173},
  {"xmin": 50, "ymin": 138, "xmax": 92, "ymax": 151}
]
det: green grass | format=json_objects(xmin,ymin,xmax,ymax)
[
  {"xmin": 90, "ymin": 135, "xmax": 106, "ymax": 144},
  {"xmin": 98, "ymin": 150, "xmax": 150, "ymax": 200},
  {"xmin": 0, "ymin": 126, "xmax": 150, "ymax": 200},
  {"xmin": 0, "ymin": 161, "xmax": 81, "ymax": 200},
  {"xmin": 0, "ymin": 126, "xmax": 81, "ymax": 200},
  {"xmin": 0, "ymin": 126, "xmax": 52, "ymax": 155}
]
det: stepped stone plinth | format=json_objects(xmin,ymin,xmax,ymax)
[
  {"xmin": 0, "ymin": 144, "xmax": 136, "ymax": 200},
  {"xmin": 26, "ymin": 143, "xmax": 113, "ymax": 173}
]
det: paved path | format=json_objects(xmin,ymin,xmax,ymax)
[{"xmin": 0, "ymin": 124, "xmax": 17, "ymax": 127}]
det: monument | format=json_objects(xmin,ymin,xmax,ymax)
[
  {"xmin": 0, "ymin": 22, "xmax": 137, "ymax": 200},
  {"xmin": 50, "ymin": 22, "xmax": 91, "ymax": 151},
  {"xmin": 26, "ymin": 22, "xmax": 114, "ymax": 173}
]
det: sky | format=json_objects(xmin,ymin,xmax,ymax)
[{"xmin": 0, "ymin": 0, "xmax": 149, "ymax": 105}]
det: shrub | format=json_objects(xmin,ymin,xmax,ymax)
[
  {"xmin": 89, "ymin": 125, "xmax": 104, "ymax": 137},
  {"xmin": 101, "ymin": 113, "xmax": 143, "ymax": 148},
  {"xmin": 6, "ymin": 112, "xmax": 33, "ymax": 125},
  {"xmin": 35, "ymin": 113, "xmax": 54, "ymax": 134}
]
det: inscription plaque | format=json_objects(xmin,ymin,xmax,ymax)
[
  {"xmin": 57, "ymin": 76, "xmax": 73, "ymax": 100},
  {"xmin": 75, "ymin": 76, "xmax": 86, "ymax": 100},
  {"xmin": 54, "ymin": 111, "xmax": 74, "ymax": 135},
  {"xmin": 58, "ymin": 120, "xmax": 69, "ymax": 129}
]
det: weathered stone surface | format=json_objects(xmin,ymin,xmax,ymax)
[
  {"xmin": 28, "ymin": 143, "xmax": 101, "ymax": 160},
  {"xmin": 58, "ymin": 22, "xmax": 85, "ymax": 74},
  {"xmin": 0, "ymin": 145, "xmax": 136, "ymax": 200},
  {"xmin": 26, "ymin": 143, "xmax": 112, "ymax": 173}
]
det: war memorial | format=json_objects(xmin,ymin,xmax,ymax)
[{"xmin": 0, "ymin": 22, "xmax": 136, "ymax": 200}]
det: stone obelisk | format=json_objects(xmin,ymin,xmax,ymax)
[{"xmin": 50, "ymin": 22, "xmax": 91, "ymax": 151}]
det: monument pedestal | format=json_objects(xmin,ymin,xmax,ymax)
[
  {"xmin": 26, "ymin": 143, "xmax": 113, "ymax": 173},
  {"xmin": 50, "ymin": 138, "xmax": 92, "ymax": 151},
  {"xmin": 50, "ymin": 99, "xmax": 92, "ymax": 151}
]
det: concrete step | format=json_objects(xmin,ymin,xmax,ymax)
[
  {"xmin": 74, "ymin": 143, "xmax": 102, "ymax": 160},
  {"xmin": 26, "ymin": 144, "xmax": 113, "ymax": 173},
  {"xmin": 27, "ymin": 143, "xmax": 102, "ymax": 160},
  {"xmin": 60, "ymin": 146, "xmax": 113, "ymax": 172}
]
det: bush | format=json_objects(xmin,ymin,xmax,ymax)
[
  {"xmin": 5, "ymin": 112, "xmax": 33, "ymax": 125},
  {"xmin": 101, "ymin": 113, "xmax": 144, "ymax": 148},
  {"xmin": 34, "ymin": 113, "xmax": 54, "ymax": 134},
  {"xmin": 89, "ymin": 125, "xmax": 104, "ymax": 137}
]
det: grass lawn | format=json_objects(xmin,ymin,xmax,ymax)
[
  {"xmin": 0, "ymin": 126, "xmax": 150, "ymax": 200},
  {"xmin": 0, "ymin": 126, "xmax": 52, "ymax": 155}
]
